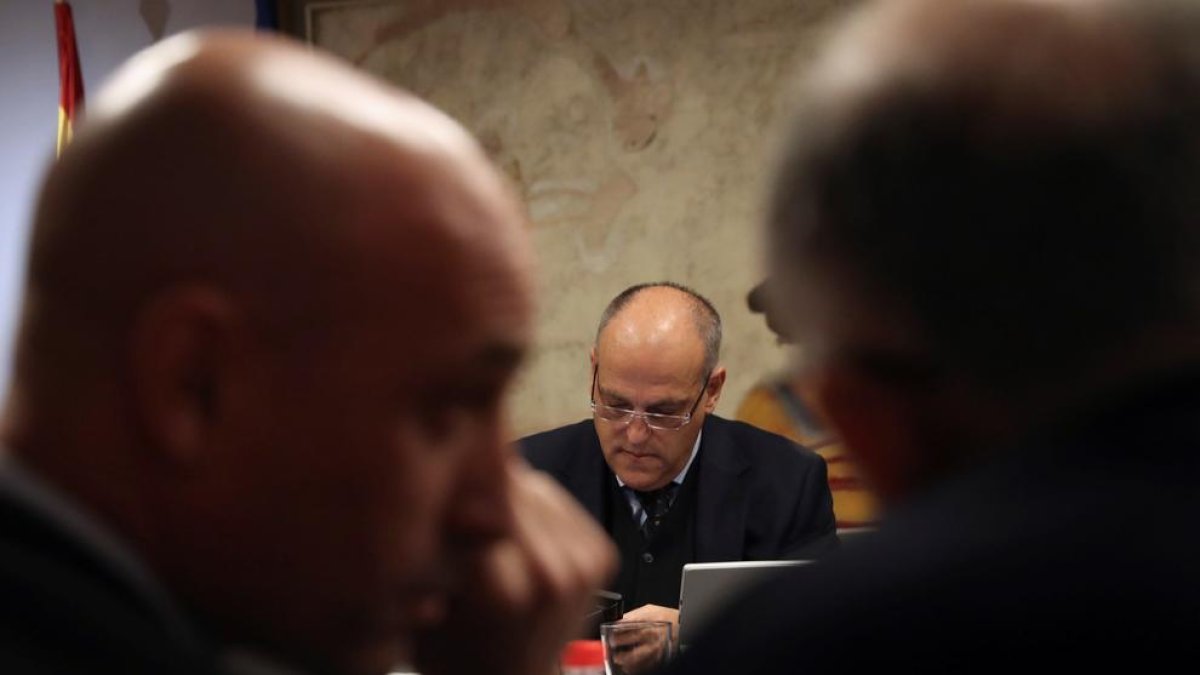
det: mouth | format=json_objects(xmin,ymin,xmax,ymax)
[{"xmin": 620, "ymin": 449, "xmax": 659, "ymax": 462}]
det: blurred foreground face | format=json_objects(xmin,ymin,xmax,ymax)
[
  {"xmin": 764, "ymin": 0, "xmax": 1200, "ymax": 507},
  {"xmin": 16, "ymin": 30, "xmax": 537, "ymax": 674},
  {"xmin": 218, "ymin": 231, "xmax": 532, "ymax": 672},
  {"xmin": 199, "ymin": 152, "xmax": 535, "ymax": 672}
]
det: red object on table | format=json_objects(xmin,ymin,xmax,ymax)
[{"xmin": 561, "ymin": 639, "xmax": 605, "ymax": 673}]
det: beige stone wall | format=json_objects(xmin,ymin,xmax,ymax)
[{"xmin": 308, "ymin": 0, "xmax": 859, "ymax": 436}]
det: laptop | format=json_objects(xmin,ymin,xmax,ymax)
[{"xmin": 677, "ymin": 560, "xmax": 811, "ymax": 649}]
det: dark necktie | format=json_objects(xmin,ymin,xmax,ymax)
[{"xmin": 634, "ymin": 484, "xmax": 679, "ymax": 541}]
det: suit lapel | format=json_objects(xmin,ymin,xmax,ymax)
[
  {"xmin": 556, "ymin": 423, "xmax": 609, "ymax": 525},
  {"xmin": 694, "ymin": 416, "xmax": 751, "ymax": 562}
]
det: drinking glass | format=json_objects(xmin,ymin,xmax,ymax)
[{"xmin": 599, "ymin": 620, "xmax": 674, "ymax": 675}]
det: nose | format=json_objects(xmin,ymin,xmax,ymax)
[
  {"xmin": 446, "ymin": 413, "xmax": 514, "ymax": 542},
  {"xmin": 624, "ymin": 414, "xmax": 652, "ymax": 445}
]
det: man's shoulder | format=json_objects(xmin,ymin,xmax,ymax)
[
  {"xmin": 674, "ymin": 386, "xmax": 1200, "ymax": 672},
  {"xmin": 675, "ymin": 478, "xmax": 1200, "ymax": 673},
  {"xmin": 0, "ymin": 493, "xmax": 215, "ymax": 673},
  {"xmin": 705, "ymin": 415, "xmax": 824, "ymax": 472}
]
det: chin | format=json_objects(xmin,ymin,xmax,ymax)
[
  {"xmin": 607, "ymin": 450, "xmax": 671, "ymax": 488},
  {"xmin": 616, "ymin": 469, "xmax": 669, "ymax": 492}
]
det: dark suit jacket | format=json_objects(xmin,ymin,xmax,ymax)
[
  {"xmin": 521, "ymin": 414, "xmax": 837, "ymax": 564},
  {"xmin": 0, "ymin": 487, "xmax": 219, "ymax": 674},
  {"xmin": 670, "ymin": 373, "xmax": 1200, "ymax": 672}
]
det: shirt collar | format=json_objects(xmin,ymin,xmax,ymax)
[{"xmin": 614, "ymin": 429, "xmax": 703, "ymax": 489}]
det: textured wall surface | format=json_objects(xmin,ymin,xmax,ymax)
[{"xmin": 309, "ymin": 0, "xmax": 857, "ymax": 436}]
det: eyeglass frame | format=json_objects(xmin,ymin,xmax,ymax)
[{"xmin": 589, "ymin": 363, "xmax": 713, "ymax": 431}]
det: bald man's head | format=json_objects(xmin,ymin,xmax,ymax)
[
  {"xmin": 4, "ymin": 30, "xmax": 534, "ymax": 675},
  {"xmin": 589, "ymin": 283, "xmax": 726, "ymax": 491},
  {"xmin": 24, "ymin": 30, "xmax": 528, "ymax": 368}
]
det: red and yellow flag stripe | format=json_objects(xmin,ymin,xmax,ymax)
[{"xmin": 55, "ymin": 0, "xmax": 84, "ymax": 156}]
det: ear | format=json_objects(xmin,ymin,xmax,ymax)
[
  {"xmin": 703, "ymin": 366, "xmax": 727, "ymax": 412},
  {"xmin": 811, "ymin": 365, "xmax": 924, "ymax": 507},
  {"xmin": 128, "ymin": 286, "xmax": 239, "ymax": 466},
  {"xmin": 589, "ymin": 347, "xmax": 598, "ymax": 371}
]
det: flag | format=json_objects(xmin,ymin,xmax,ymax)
[{"xmin": 55, "ymin": 0, "xmax": 84, "ymax": 156}]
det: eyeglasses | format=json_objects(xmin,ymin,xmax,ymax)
[{"xmin": 589, "ymin": 365, "xmax": 712, "ymax": 432}]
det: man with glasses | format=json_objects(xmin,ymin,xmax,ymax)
[{"xmin": 522, "ymin": 282, "xmax": 836, "ymax": 631}]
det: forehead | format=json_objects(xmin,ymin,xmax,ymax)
[
  {"xmin": 595, "ymin": 332, "xmax": 704, "ymax": 395},
  {"xmin": 287, "ymin": 256, "xmax": 530, "ymax": 407},
  {"xmin": 253, "ymin": 121, "xmax": 537, "ymax": 379},
  {"xmin": 390, "ymin": 238, "xmax": 531, "ymax": 359},
  {"xmin": 296, "ymin": 201, "xmax": 532, "ymax": 379},
  {"xmin": 596, "ymin": 293, "xmax": 706, "ymax": 365}
]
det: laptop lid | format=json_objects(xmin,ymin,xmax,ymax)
[{"xmin": 677, "ymin": 560, "xmax": 811, "ymax": 649}]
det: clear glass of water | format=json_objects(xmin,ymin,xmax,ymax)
[{"xmin": 599, "ymin": 621, "xmax": 674, "ymax": 675}]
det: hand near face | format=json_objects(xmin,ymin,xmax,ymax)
[{"xmin": 413, "ymin": 462, "xmax": 617, "ymax": 675}]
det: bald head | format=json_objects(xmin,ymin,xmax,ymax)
[
  {"xmin": 26, "ymin": 29, "xmax": 525, "ymax": 348},
  {"xmin": 596, "ymin": 282, "xmax": 722, "ymax": 376},
  {"xmin": 3, "ymin": 30, "xmax": 535, "ymax": 674},
  {"xmin": 11, "ymin": 29, "xmax": 531, "ymax": 429}
]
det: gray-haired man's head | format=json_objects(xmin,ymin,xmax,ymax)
[{"xmin": 766, "ymin": 0, "xmax": 1200, "ymax": 504}]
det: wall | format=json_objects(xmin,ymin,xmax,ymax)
[
  {"xmin": 0, "ymin": 0, "xmax": 255, "ymax": 401},
  {"xmin": 0, "ymin": 0, "xmax": 858, "ymax": 437},
  {"xmin": 308, "ymin": 0, "xmax": 858, "ymax": 435}
]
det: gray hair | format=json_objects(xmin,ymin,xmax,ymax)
[
  {"xmin": 595, "ymin": 281, "xmax": 722, "ymax": 375},
  {"xmin": 769, "ymin": 0, "xmax": 1200, "ymax": 393}
]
